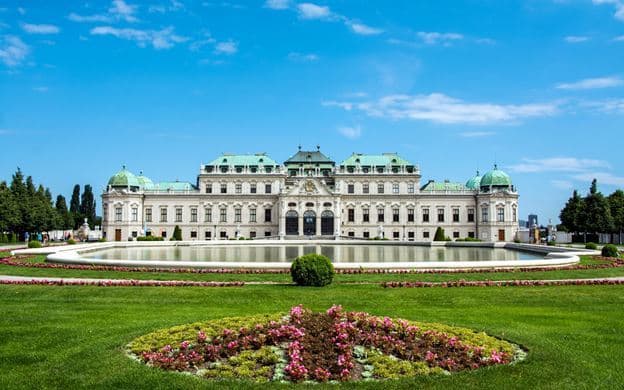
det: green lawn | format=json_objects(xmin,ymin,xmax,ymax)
[{"xmin": 0, "ymin": 284, "xmax": 623, "ymax": 389}]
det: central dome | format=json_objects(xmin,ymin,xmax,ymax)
[
  {"xmin": 108, "ymin": 166, "xmax": 141, "ymax": 189},
  {"xmin": 465, "ymin": 170, "xmax": 482, "ymax": 190},
  {"xmin": 480, "ymin": 165, "xmax": 512, "ymax": 189}
]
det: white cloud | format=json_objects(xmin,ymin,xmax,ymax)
[
  {"xmin": 556, "ymin": 76, "xmax": 623, "ymax": 90},
  {"xmin": 509, "ymin": 157, "xmax": 611, "ymax": 173},
  {"xmin": 214, "ymin": 40, "xmax": 238, "ymax": 55},
  {"xmin": 264, "ymin": 0, "xmax": 290, "ymax": 10},
  {"xmin": 564, "ymin": 35, "xmax": 590, "ymax": 43},
  {"xmin": 90, "ymin": 26, "xmax": 187, "ymax": 49},
  {"xmin": 0, "ymin": 35, "xmax": 30, "ymax": 67},
  {"xmin": 592, "ymin": 0, "xmax": 624, "ymax": 21},
  {"xmin": 460, "ymin": 131, "xmax": 495, "ymax": 138},
  {"xmin": 582, "ymin": 98, "xmax": 624, "ymax": 114},
  {"xmin": 338, "ymin": 125, "xmax": 362, "ymax": 139},
  {"xmin": 149, "ymin": 0, "xmax": 185, "ymax": 13},
  {"xmin": 67, "ymin": 12, "xmax": 113, "ymax": 23},
  {"xmin": 348, "ymin": 22, "xmax": 383, "ymax": 36},
  {"xmin": 297, "ymin": 3, "xmax": 331, "ymax": 19},
  {"xmin": 417, "ymin": 31, "xmax": 463, "ymax": 45},
  {"xmin": 189, "ymin": 36, "xmax": 216, "ymax": 51},
  {"xmin": 109, "ymin": 0, "xmax": 138, "ymax": 22},
  {"xmin": 572, "ymin": 172, "xmax": 624, "ymax": 186},
  {"xmin": 17, "ymin": 7, "xmax": 26, "ymax": 15},
  {"xmin": 21, "ymin": 23, "xmax": 60, "ymax": 34},
  {"xmin": 287, "ymin": 52, "xmax": 318, "ymax": 62},
  {"xmin": 323, "ymin": 93, "xmax": 558, "ymax": 125},
  {"xmin": 614, "ymin": 35, "xmax": 624, "ymax": 41}
]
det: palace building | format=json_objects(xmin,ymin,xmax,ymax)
[{"xmin": 102, "ymin": 147, "xmax": 519, "ymax": 242}]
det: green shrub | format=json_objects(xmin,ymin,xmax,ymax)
[
  {"xmin": 171, "ymin": 225, "xmax": 182, "ymax": 241},
  {"xmin": 547, "ymin": 241, "xmax": 556, "ymax": 246},
  {"xmin": 28, "ymin": 240, "xmax": 42, "ymax": 248},
  {"xmin": 67, "ymin": 239, "xmax": 76, "ymax": 245},
  {"xmin": 585, "ymin": 242, "xmax": 598, "ymax": 250},
  {"xmin": 0, "ymin": 233, "xmax": 7, "ymax": 244},
  {"xmin": 9, "ymin": 233, "xmax": 17, "ymax": 243},
  {"xmin": 137, "ymin": 236, "xmax": 164, "ymax": 242},
  {"xmin": 290, "ymin": 253, "xmax": 335, "ymax": 287},
  {"xmin": 433, "ymin": 227, "xmax": 446, "ymax": 241},
  {"xmin": 601, "ymin": 244, "xmax": 619, "ymax": 258},
  {"xmin": 98, "ymin": 238, "xmax": 107, "ymax": 242}
]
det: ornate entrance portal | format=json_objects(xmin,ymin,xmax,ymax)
[
  {"xmin": 321, "ymin": 210, "xmax": 334, "ymax": 236},
  {"xmin": 303, "ymin": 210, "xmax": 316, "ymax": 236},
  {"xmin": 285, "ymin": 210, "xmax": 298, "ymax": 236}
]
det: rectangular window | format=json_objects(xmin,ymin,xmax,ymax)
[
  {"xmin": 348, "ymin": 184, "xmax": 355, "ymax": 194},
  {"xmin": 363, "ymin": 231, "xmax": 370, "ymax": 239},
  {"xmin": 206, "ymin": 183, "xmax": 213, "ymax": 194},
  {"xmin": 250, "ymin": 183, "xmax": 257, "ymax": 194},
  {"xmin": 437, "ymin": 208, "xmax": 445, "ymax": 223},
  {"xmin": 220, "ymin": 183, "xmax": 227, "ymax": 194},
  {"xmin": 145, "ymin": 208, "xmax": 152, "ymax": 223},
  {"xmin": 115, "ymin": 207, "xmax": 122, "ymax": 222},
  {"xmin": 132, "ymin": 231, "xmax": 138, "ymax": 238},
  {"xmin": 348, "ymin": 231, "xmax": 355, "ymax": 237},
  {"xmin": 482, "ymin": 207, "xmax": 489, "ymax": 223},
  {"xmin": 467, "ymin": 208, "xmax": 475, "ymax": 223},
  {"xmin": 408, "ymin": 231, "xmax": 415, "ymax": 240},
  {"xmin": 265, "ymin": 208, "xmax": 272, "ymax": 223},
  {"xmin": 363, "ymin": 209, "xmax": 370, "ymax": 223},
  {"xmin": 205, "ymin": 208, "xmax": 212, "ymax": 223},
  {"xmin": 348, "ymin": 209, "xmax": 355, "ymax": 222},
  {"xmin": 265, "ymin": 231, "xmax": 271, "ymax": 237},
  {"xmin": 250, "ymin": 231, "xmax": 257, "ymax": 239},
  {"xmin": 453, "ymin": 231, "xmax": 460, "ymax": 239},
  {"xmin": 205, "ymin": 231, "xmax": 212, "ymax": 240},
  {"xmin": 160, "ymin": 208, "xmax": 167, "ymax": 223},
  {"xmin": 363, "ymin": 184, "xmax": 369, "ymax": 194},
  {"xmin": 393, "ymin": 208, "xmax": 400, "ymax": 222},
  {"xmin": 453, "ymin": 208, "xmax": 460, "ymax": 223},
  {"xmin": 513, "ymin": 208, "xmax": 517, "ymax": 222},
  {"xmin": 220, "ymin": 231, "xmax": 227, "ymax": 239},
  {"xmin": 378, "ymin": 208, "xmax": 385, "ymax": 223},
  {"xmin": 235, "ymin": 183, "xmax": 242, "ymax": 194},
  {"xmin": 468, "ymin": 231, "xmax": 475, "ymax": 238},
  {"xmin": 131, "ymin": 207, "xmax": 138, "ymax": 222},
  {"xmin": 190, "ymin": 231, "xmax": 197, "ymax": 239},
  {"xmin": 392, "ymin": 183, "xmax": 399, "ymax": 194},
  {"xmin": 408, "ymin": 208, "xmax": 415, "ymax": 222},
  {"xmin": 220, "ymin": 208, "xmax": 227, "ymax": 223},
  {"xmin": 175, "ymin": 208, "xmax": 183, "ymax": 223},
  {"xmin": 497, "ymin": 208, "xmax": 505, "ymax": 222},
  {"xmin": 235, "ymin": 208, "xmax": 242, "ymax": 223},
  {"xmin": 423, "ymin": 231, "xmax": 430, "ymax": 239},
  {"xmin": 422, "ymin": 209, "xmax": 430, "ymax": 223},
  {"xmin": 161, "ymin": 231, "xmax": 167, "ymax": 238},
  {"xmin": 190, "ymin": 208, "xmax": 198, "ymax": 223},
  {"xmin": 393, "ymin": 231, "xmax": 400, "ymax": 239},
  {"xmin": 377, "ymin": 183, "xmax": 385, "ymax": 194},
  {"xmin": 408, "ymin": 183, "xmax": 415, "ymax": 194},
  {"xmin": 265, "ymin": 184, "xmax": 272, "ymax": 194},
  {"xmin": 250, "ymin": 208, "xmax": 257, "ymax": 223}
]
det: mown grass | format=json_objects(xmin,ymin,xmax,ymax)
[{"xmin": 0, "ymin": 284, "xmax": 623, "ymax": 389}]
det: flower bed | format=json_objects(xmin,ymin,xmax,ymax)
[
  {"xmin": 0, "ymin": 278, "xmax": 244, "ymax": 288},
  {"xmin": 382, "ymin": 279, "xmax": 624, "ymax": 288},
  {"xmin": 130, "ymin": 306, "xmax": 523, "ymax": 383}
]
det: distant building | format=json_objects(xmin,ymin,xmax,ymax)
[
  {"xmin": 518, "ymin": 219, "xmax": 528, "ymax": 228},
  {"xmin": 528, "ymin": 214, "xmax": 539, "ymax": 228},
  {"xmin": 102, "ymin": 147, "xmax": 520, "ymax": 242}
]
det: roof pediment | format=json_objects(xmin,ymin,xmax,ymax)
[{"xmin": 283, "ymin": 178, "xmax": 335, "ymax": 197}]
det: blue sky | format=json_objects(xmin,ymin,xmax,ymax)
[{"xmin": 1, "ymin": 0, "xmax": 623, "ymax": 224}]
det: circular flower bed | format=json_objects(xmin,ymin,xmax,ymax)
[{"xmin": 129, "ymin": 306, "xmax": 524, "ymax": 383}]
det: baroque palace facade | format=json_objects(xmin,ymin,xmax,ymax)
[{"xmin": 102, "ymin": 147, "xmax": 519, "ymax": 242}]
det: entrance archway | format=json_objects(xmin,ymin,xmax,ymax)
[
  {"xmin": 321, "ymin": 210, "xmax": 334, "ymax": 236},
  {"xmin": 303, "ymin": 210, "xmax": 316, "ymax": 236},
  {"xmin": 285, "ymin": 210, "xmax": 298, "ymax": 236}
]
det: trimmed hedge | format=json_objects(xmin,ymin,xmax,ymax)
[
  {"xmin": 585, "ymin": 242, "xmax": 598, "ymax": 250},
  {"xmin": 27, "ymin": 240, "xmax": 42, "ymax": 249},
  {"xmin": 290, "ymin": 254, "xmax": 335, "ymax": 287},
  {"xmin": 137, "ymin": 236, "xmax": 164, "ymax": 242},
  {"xmin": 601, "ymin": 244, "xmax": 619, "ymax": 258}
]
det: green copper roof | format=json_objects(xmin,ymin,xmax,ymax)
[
  {"xmin": 285, "ymin": 148, "xmax": 335, "ymax": 165},
  {"xmin": 420, "ymin": 180, "xmax": 468, "ymax": 192},
  {"xmin": 465, "ymin": 171, "xmax": 482, "ymax": 190},
  {"xmin": 153, "ymin": 181, "xmax": 197, "ymax": 191},
  {"xmin": 136, "ymin": 171, "xmax": 155, "ymax": 190},
  {"xmin": 480, "ymin": 165, "xmax": 512, "ymax": 188},
  {"xmin": 340, "ymin": 153, "xmax": 413, "ymax": 167},
  {"xmin": 208, "ymin": 153, "xmax": 278, "ymax": 166},
  {"xmin": 108, "ymin": 166, "xmax": 141, "ymax": 188}
]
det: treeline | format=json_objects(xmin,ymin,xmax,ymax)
[
  {"xmin": 0, "ymin": 169, "xmax": 100, "ymax": 241},
  {"xmin": 559, "ymin": 179, "xmax": 624, "ymax": 238}
]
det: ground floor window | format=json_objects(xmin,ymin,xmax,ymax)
[
  {"xmin": 191, "ymin": 231, "xmax": 197, "ymax": 239},
  {"xmin": 264, "ymin": 231, "xmax": 271, "ymax": 237},
  {"xmin": 363, "ymin": 231, "xmax": 370, "ymax": 239},
  {"xmin": 220, "ymin": 231, "xmax": 227, "ymax": 239},
  {"xmin": 348, "ymin": 231, "xmax": 355, "ymax": 237},
  {"xmin": 250, "ymin": 231, "xmax": 256, "ymax": 239},
  {"xmin": 393, "ymin": 231, "xmax": 400, "ymax": 239},
  {"xmin": 423, "ymin": 231, "xmax": 430, "ymax": 239},
  {"xmin": 408, "ymin": 231, "xmax": 414, "ymax": 240},
  {"xmin": 468, "ymin": 231, "xmax": 475, "ymax": 238},
  {"xmin": 161, "ymin": 231, "xmax": 167, "ymax": 238},
  {"xmin": 205, "ymin": 231, "xmax": 212, "ymax": 239},
  {"xmin": 453, "ymin": 231, "xmax": 460, "ymax": 239},
  {"xmin": 132, "ymin": 231, "xmax": 137, "ymax": 238}
]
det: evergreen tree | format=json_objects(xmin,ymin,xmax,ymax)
[
  {"xmin": 608, "ymin": 190, "xmax": 624, "ymax": 239},
  {"xmin": 80, "ymin": 185, "xmax": 97, "ymax": 228},
  {"xmin": 581, "ymin": 179, "xmax": 614, "ymax": 236},
  {"xmin": 172, "ymin": 225, "xmax": 182, "ymax": 241},
  {"xmin": 559, "ymin": 190, "xmax": 584, "ymax": 235},
  {"xmin": 433, "ymin": 227, "xmax": 446, "ymax": 241},
  {"xmin": 70, "ymin": 184, "xmax": 81, "ymax": 228},
  {"xmin": 55, "ymin": 195, "xmax": 72, "ymax": 230},
  {"xmin": 0, "ymin": 181, "xmax": 19, "ymax": 235}
]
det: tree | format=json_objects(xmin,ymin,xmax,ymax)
[
  {"xmin": 0, "ymin": 181, "xmax": 19, "ymax": 235},
  {"xmin": 581, "ymin": 179, "xmax": 614, "ymax": 236},
  {"xmin": 559, "ymin": 190, "xmax": 584, "ymax": 235},
  {"xmin": 55, "ymin": 195, "xmax": 72, "ymax": 230},
  {"xmin": 80, "ymin": 185, "xmax": 97, "ymax": 228},
  {"xmin": 70, "ymin": 185, "xmax": 81, "ymax": 229},
  {"xmin": 608, "ymin": 190, "xmax": 624, "ymax": 242},
  {"xmin": 434, "ymin": 227, "xmax": 446, "ymax": 241},
  {"xmin": 172, "ymin": 225, "xmax": 182, "ymax": 241}
]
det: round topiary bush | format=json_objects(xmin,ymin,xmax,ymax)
[
  {"xmin": 585, "ymin": 242, "xmax": 598, "ymax": 250},
  {"xmin": 601, "ymin": 244, "xmax": 619, "ymax": 258},
  {"xmin": 290, "ymin": 254, "xmax": 334, "ymax": 287},
  {"xmin": 28, "ymin": 240, "xmax": 42, "ymax": 249}
]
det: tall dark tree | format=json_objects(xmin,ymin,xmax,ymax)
[
  {"xmin": 80, "ymin": 184, "xmax": 97, "ymax": 228},
  {"xmin": 559, "ymin": 190, "xmax": 584, "ymax": 235},
  {"xmin": 0, "ymin": 181, "xmax": 19, "ymax": 234},
  {"xmin": 55, "ymin": 195, "xmax": 72, "ymax": 230},
  {"xmin": 70, "ymin": 184, "xmax": 81, "ymax": 228},
  {"xmin": 608, "ymin": 190, "xmax": 624, "ymax": 242},
  {"xmin": 581, "ymin": 179, "xmax": 614, "ymax": 237}
]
